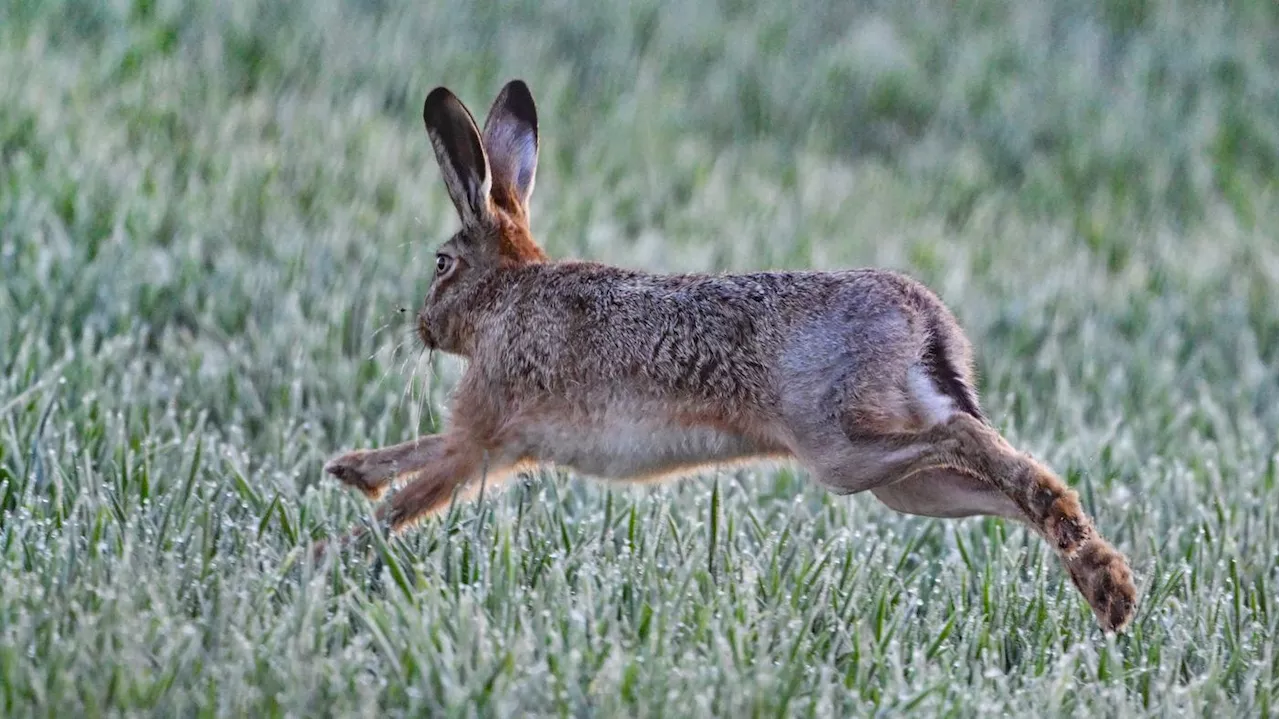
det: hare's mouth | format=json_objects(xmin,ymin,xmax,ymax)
[{"xmin": 416, "ymin": 311, "xmax": 435, "ymax": 349}]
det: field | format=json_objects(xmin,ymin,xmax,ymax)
[{"xmin": 1, "ymin": 0, "xmax": 1277, "ymax": 715}]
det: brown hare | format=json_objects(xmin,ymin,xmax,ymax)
[{"xmin": 323, "ymin": 80, "xmax": 1137, "ymax": 632}]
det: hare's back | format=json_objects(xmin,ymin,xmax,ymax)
[{"xmin": 489, "ymin": 263, "xmax": 940, "ymax": 399}]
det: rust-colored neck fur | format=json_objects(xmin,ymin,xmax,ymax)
[{"xmin": 492, "ymin": 185, "xmax": 548, "ymax": 263}]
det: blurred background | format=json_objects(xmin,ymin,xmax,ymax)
[{"xmin": 0, "ymin": 0, "xmax": 1276, "ymax": 715}]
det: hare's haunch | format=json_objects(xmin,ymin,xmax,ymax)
[{"xmin": 322, "ymin": 80, "xmax": 1137, "ymax": 633}]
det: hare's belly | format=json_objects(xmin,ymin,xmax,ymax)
[{"xmin": 526, "ymin": 417, "xmax": 772, "ymax": 480}]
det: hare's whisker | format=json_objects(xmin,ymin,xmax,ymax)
[
  {"xmin": 415, "ymin": 347, "xmax": 437, "ymax": 431},
  {"xmin": 394, "ymin": 335, "xmax": 422, "ymax": 416},
  {"xmin": 368, "ymin": 332, "xmax": 412, "ymax": 392},
  {"xmin": 368, "ymin": 319, "xmax": 395, "ymax": 341}
]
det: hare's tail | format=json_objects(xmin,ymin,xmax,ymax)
[{"xmin": 922, "ymin": 320, "xmax": 985, "ymax": 422}]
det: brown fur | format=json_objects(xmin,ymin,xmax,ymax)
[{"xmin": 321, "ymin": 80, "xmax": 1137, "ymax": 633}]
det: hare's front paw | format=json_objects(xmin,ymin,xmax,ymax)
[{"xmin": 324, "ymin": 449, "xmax": 396, "ymax": 499}]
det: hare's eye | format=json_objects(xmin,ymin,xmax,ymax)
[{"xmin": 435, "ymin": 254, "xmax": 454, "ymax": 276}]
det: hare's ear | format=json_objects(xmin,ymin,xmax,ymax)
[
  {"xmin": 423, "ymin": 87, "xmax": 493, "ymax": 227},
  {"xmin": 481, "ymin": 79, "xmax": 538, "ymax": 216}
]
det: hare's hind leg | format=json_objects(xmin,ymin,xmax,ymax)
[
  {"xmin": 827, "ymin": 410, "xmax": 1137, "ymax": 632},
  {"xmin": 922, "ymin": 414, "xmax": 1136, "ymax": 631},
  {"xmin": 798, "ymin": 365, "xmax": 1137, "ymax": 631},
  {"xmin": 870, "ymin": 468, "xmax": 1022, "ymax": 519}
]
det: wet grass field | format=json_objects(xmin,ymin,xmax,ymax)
[{"xmin": 1, "ymin": 1, "xmax": 1276, "ymax": 715}]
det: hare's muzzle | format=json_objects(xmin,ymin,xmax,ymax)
[{"xmin": 416, "ymin": 310, "xmax": 435, "ymax": 349}]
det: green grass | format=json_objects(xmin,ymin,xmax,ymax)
[{"xmin": 0, "ymin": 0, "xmax": 1276, "ymax": 715}]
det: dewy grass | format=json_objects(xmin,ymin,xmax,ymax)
[{"xmin": 0, "ymin": 0, "xmax": 1276, "ymax": 716}]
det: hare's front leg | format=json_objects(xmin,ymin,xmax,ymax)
[
  {"xmin": 324, "ymin": 435, "xmax": 446, "ymax": 499},
  {"xmin": 372, "ymin": 435, "xmax": 513, "ymax": 532},
  {"xmin": 314, "ymin": 432, "xmax": 501, "ymax": 558}
]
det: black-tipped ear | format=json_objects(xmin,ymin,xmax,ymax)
[
  {"xmin": 423, "ymin": 87, "xmax": 493, "ymax": 227},
  {"xmin": 481, "ymin": 79, "xmax": 539, "ymax": 215}
]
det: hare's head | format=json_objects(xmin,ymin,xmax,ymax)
[{"xmin": 416, "ymin": 80, "xmax": 547, "ymax": 353}]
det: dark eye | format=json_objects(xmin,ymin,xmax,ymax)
[{"xmin": 435, "ymin": 254, "xmax": 454, "ymax": 276}]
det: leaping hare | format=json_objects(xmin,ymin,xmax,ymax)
[{"xmin": 323, "ymin": 80, "xmax": 1137, "ymax": 632}]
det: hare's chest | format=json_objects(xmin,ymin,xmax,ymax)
[{"xmin": 523, "ymin": 410, "xmax": 769, "ymax": 481}]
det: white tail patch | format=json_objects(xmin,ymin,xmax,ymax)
[{"xmin": 906, "ymin": 365, "xmax": 957, "ymax": 426}]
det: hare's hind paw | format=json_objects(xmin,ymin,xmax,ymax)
[
  {"xmin": 1067, "ymin": 537, "xmax": 1137, "ymax": 633},
  {"xmin": 324, "ymin": 450, "xmax": 395, "ymax": 499}
]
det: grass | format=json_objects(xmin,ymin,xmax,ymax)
[{"xmin": 0, "ymin": 0, "xmax": 1276, "ymax": 715}]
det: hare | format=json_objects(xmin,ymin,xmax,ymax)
[{"xmin": 322, "ymin": 80, "xmax": 1137, "ymax": 632}]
